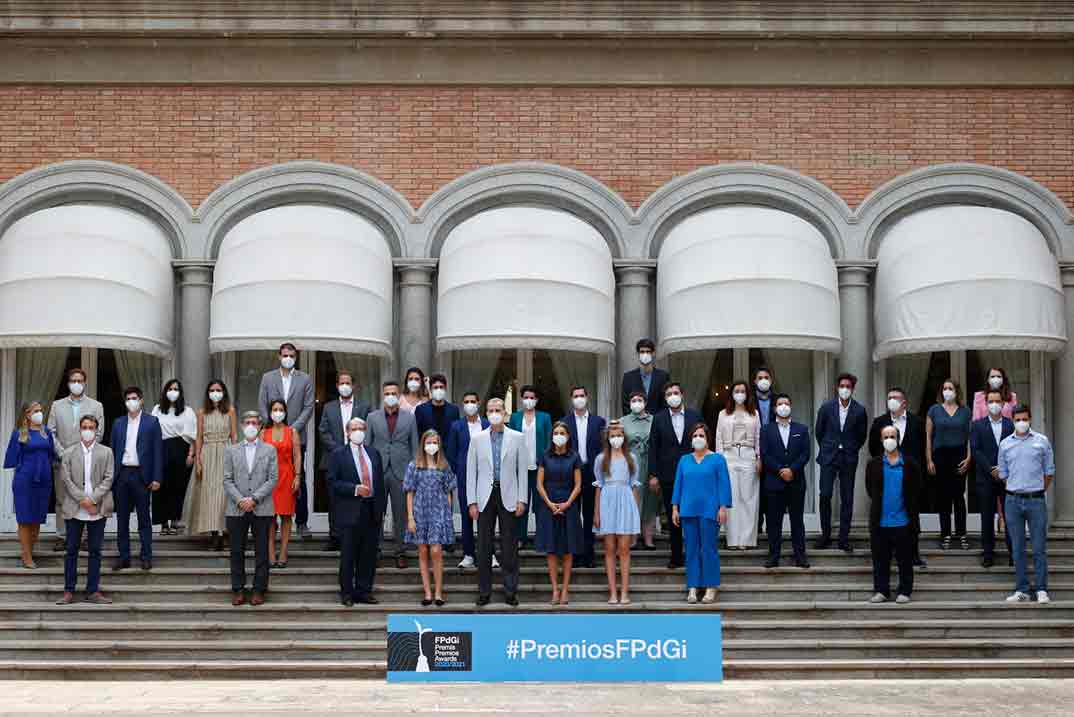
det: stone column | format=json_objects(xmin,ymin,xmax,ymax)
[
  {"xmin": 614, "ymin": 261, "xmax": 657, "ymax": 385},
  {"xmin": 1052, "ymin": 264, "xmax": 1074, "ymax": 526},
  {"xmin": 396, "ymin": 259, "xmax": 437, "ymax": 375},
  {"xmin": 836, "ymin": 262, "xmax": 876, "ymax": 528},
  {"xmin": 175, "ymin": 261, "xmax": 214, "ymax": 401}
]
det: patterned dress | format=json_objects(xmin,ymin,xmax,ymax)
[
  {"xmin": 403, "ymin": 461, "xmax": 455, "ymax": 545},
  {"xmin": 182, "ymin": 410, "xmax": 231, "ymax": 534}
]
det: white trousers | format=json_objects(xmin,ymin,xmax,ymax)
[{"xmin": 725, "ymin": 448, "xmax": 760, "ymax": 548}]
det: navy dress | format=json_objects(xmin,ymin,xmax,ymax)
[
  {"xmin": 534, "ymin": 450, "xmax": 584, "ymax": 556},
  {"xmin": 4, "ymin": 429, "xmax": 55, "ymax": 525}
]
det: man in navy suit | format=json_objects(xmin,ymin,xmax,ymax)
[
  {"xmin": 414, "ymin": 373, "xmax": 460, "ymax": 442},
  {"xmin": 647, "ymin": 382, "xmax": 704, "ymax": 569},
  {"xmin": 110, "ymin": 386, "xmax": 163, "ymax": 571},
  {"xmin": 814, "ymin": 373, "xmax": 868, "ymax": 553},
  {"xmin": 754, "ymin": 366, "xmax": 777, "ymax": 535},
  {"xmin": 329, "ymin": 416, "xmax": 387, "ymax": 606},
  {"xmin": 560, "ymin": 386, "xmax": 606, "ymax": 569},
  {"xmin": 761, "ymin": 394, "xmax": 811, "ymax": 568},
  {"xmin": 620, "ymin": 338, "xmax": 670, "ymax": 415},
  {"xmin": 971, "ymin": 389, "xmax": 1015, "ymax": 568},
  {"xmin": 445, "ymin": 390, "xmax": 489, "ymax": 569}
]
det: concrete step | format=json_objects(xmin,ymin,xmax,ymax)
[
  {"xmin": 0, "ymin": 620, "xmax": 388, "ymax": 641},
  {"xmin": 722, "ymin": 658, "xmax": 1074, "ymax": 680},
  {"xmin": 0, "ymin": 659, "xmax": 386, "ymax": 680},
  {"xmin": 722, "ymin": 638, "xmax": 1074, "ymax": 660},
  {"xmin": 0, "ymin": 639, "xmax": 387, "ymax": 661}
]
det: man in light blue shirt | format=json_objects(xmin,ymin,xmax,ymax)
[{"xmin": 997, "ymin": 404, "xmax": 1054, "ymax": 604}]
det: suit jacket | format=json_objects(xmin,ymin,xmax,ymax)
[
  {"xmin": 868, "ymin": 412, "xmax": 926, "ymax": 467},
  {"xmin": 648, "ymin": 408, "xmax": 704, "ymax": 484},
  {"xmin": 317, "ymin": 397, "xmax": 371, "ymax": 469},
  {"xmin": 466, "ymin": 427, "xmax": 529, "ymax": 512},
  {"xmin": 257, "ymin": 368, "xmax": 315, "ymax": 442},
  {"xmin": 47, "ymin": 395, "xmax": 104, "ymax": 462},
  {"xmin": 814, "ymin": 398, "xmax": 868, "ymax": 466},
  {"xmin": 365, "ymin": 408, "xmax": 419, "ymax": 480},
  {"xmin": 865, "ymin": 455, "xmax": 923, "ymax": 530},
  {"xmin": 508, "ymin": 410, "xmax": 552, "ymax": 467},
  {"xmin": 559, "ymin": 412, "xmax": 608, "ymax": 474},
  {"xmin": 446, "ymin": 416, "xmax": 489, "ymax": 488},
  {"xmin": 223, "ymin": 440, "xmax": 279, "ymax": 518},
  {"xmin": 414, "ymin": 401, "xmax": 461, "ymax": 441},
  {"xmin": 59, "ymin": 442, "xmax": 115, "ymax": 520},
  {"xmin": 760, "ymin": 421, "xmax": 811, "ymax": 494},
  {"xmin": 327, "ymin": 443, "xmax": 387, "ymax": 528},
  {"xmin": 971, "ymin": 416, "xmax": 1015, "ymax": 485},
  {"xmin": 621, "ymin": 366, "xmax": 670, "ymax": 415},
  {"xmin": 110, "ymin": 413, "xmax": 164, "ymax": 486}
]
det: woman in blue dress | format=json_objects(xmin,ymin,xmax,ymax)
[
  {"xmin": 535, "ymin": 421, "xmax": 583, "ymax": 605},
  {"xmin": 672, "ymin": 422, "xmax": 732, "ymax": 605},
  {"xmin": 404, "ymin": 429, "xmax": 455, "ymax": 607},
  {"xmin": 5, "ymin": 402, "xmax": 55, "ymax": 569},
  {"xmin": 593, "ymin": 420, "xmax": 641, "ymax": 605}
]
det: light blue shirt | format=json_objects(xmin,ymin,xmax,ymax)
[
  {"xmin": 641, "ymin": 369, "xmax": 652, "ymax": 398},
  {"xmin": 71, "ymin": 398, "xmax": 82, "ymax": 422},
  {"xmin": 490, "ymin": 429, "xmax": 504, "ymax": 487},
  {"xmin": 757, "ymin": 395, "xmax": 772, "ymax": 427},
  {"xmin": 998, "ymin": 430, "xmax": 1055, "ymax": 494}
]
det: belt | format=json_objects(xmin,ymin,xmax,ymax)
[{"xmin": 1007, "ymin": 490, "xmax": 1046, "ymax": 498}]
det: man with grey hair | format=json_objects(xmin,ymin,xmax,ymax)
[{"xmin": 224, "ymin": 410, "xmax": 278, "ymax": 606}]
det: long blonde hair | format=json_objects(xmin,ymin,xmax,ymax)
[
  {"xmin": 17, "ymin": 402, "xmax": 47, "ymax": 444},
  {"xmin": 414, "ymin": 429, "xmax": 448, "ymax": 471}
]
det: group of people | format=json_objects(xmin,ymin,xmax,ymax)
[{"xmin": 5, "ymin": 340, "xmax": 1055, "ymax": 608}]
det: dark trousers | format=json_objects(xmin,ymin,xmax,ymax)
[
  {"xmin": 516, "ymin": 468, "xmax": 538, "ymax": 544},
  {"xmin": 227, "ymin": 513, "xmax": 272, "ymax": 593},
  {"xmin": 339, "ymin": 504, "xmax": 380, "ymax": 599},
  {"xmin": 295, "ymin": 445, "xmax": 309, "ymax": 526},
  {"xmin": 819, "ymin": 458, "xmax": 858, "ymax": 546},
  {"xmin": 757, "ymin": 490, "xmax": 768, "ymax": 532},
  {"xmin": 457, "ymin": 468, "xmax": 475, "ymax": 557},
  {"xmin": 978, "ymin": 477, "xmax": 1012, "ymax": 559},
  {"xmin": 64, "ymin": 518, "xmax": 106, "ymax": 593},
  {"xmin": 765, "ymin": 485, "xmax": 807, "ymax": 561},
  {"xmin": 871, "ymin": 524, "xmax": 914, "ymax": 597},
  {"xmin": 576, "ymin": 464, "xmax": 597, "ymax": 565},
  {"xmin": 660, "ymin": 480, "xmax": 684, "ymax": 565},
  {"xmin": 114, "ymin": 467, "xmax": 152, "ymax": 562},
  {"xmin": 477, "ymin": 485, "xmax": 519, "ymax": 597},
  {"xmin": 934, "ymin": 446, "xmax": 967, "ymax": 538}
]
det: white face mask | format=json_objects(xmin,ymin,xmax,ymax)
[
  {"xmin": 424, "ymin": 442, "xmax": 440, "ymax": 456},
  {"xmin": 29, "ymin": 411, "xmax": 44, "ymax": 425},
  {"xmin": 271, "ymin": 411, "xmax": 286, "ymax": 424},
  {"xmin": 337, "ymin": 383, "xmax": 353, "ymax": 398},
  {"xmin": 775, "ymin": 404, "xmax": 792, "ymax": 419},
  {"xmin": 887, "ymin": 398, "xmax": 903, "ymax": 414},
  {"xmin": 838, "ymin": 387, "xmax": 852, "ymax": 401},
  {"xmin": 384, "ymin": 394, "xmax": 400, "ymax": 408},
  {"xmin": 638, "ymin": 352, "xmax": 653, "ymax": 366},
  {"xmin": 691, "ymin": 436, "xmax": 707, "ymax": 451},
  {"xmin": 552, "ymin": 433, "xmax": 569, "ymax": 448},
  {"xmin": 755, "ymin": 378, "xmax": 771, "ymax": 393},
  {"xmin": 166, "ymin": 389, "xmax": 180, "ymax": 403},
  {"xmin": 522, "ymin": 398, "xmax": 537, "ymax": 411},
  {"xmin": 69, "ymin": 382, "xmax": 85, "ymax": 396},
  {"xmin": 208, "ymin": 390, "xmax": 224, "ymax": 403},
  {"xmin": 463, "ymin": 401, "xmax": 479, "ymax": 417},
  {"xmin": 666, "ymin": 393, "xmax": 682, "ymax": 409},
  {"xmin": 989, "ymin": 376, "xmax": 1004, "ymax": 390},
  {"xmin": 243, "ymin": 424, "xmax": 260, "ymax": 440},
  {"xmin": 942, "ymin": 389, "xmax": 956, "ymax": 403},
  {"xmin": 630, "ymin": 400, "xmax": 645, "ymax": 414},
  {"xmin": 988, "ymin": 402, "xmax": 1003, "ymax": 417},
  {"xmin": 431, "ymin": 388, "xmax": 447, "ymax": 402},
  {"xmin": 487, "ymin": 412, "xmax": 504, "ymax": 426},
  {"xmin": 572, "ymin": 396, "xmax": 588, "ymax": 411},
  {"xmin": 280, "ymin": 356, "xmax": 296, "ymax": 370},
  {"xmin": 733, "ymin": 392, "xmax": 747, "ymax": 405},
  {"xmin": 1014, "ymin": 420, "xmax": 1030, "ymax": 435},
  {"xmin": 80, "ymin": 429, "xmax": 96, "ymax": 443},
  {"xmin": 125, "ymin": 399, "xmax": 141, "ymax": 413},
  {"xmin": 609, "ymin": 435, "xmax": 625, "ymax": 449},
  {"xmin": 883, "ymin": 437, "xmax": 899, "ymax": 454},
  {"xmin": 406, "ymin": 379, "xmax": 421, "ymax": 393},
  {"xmin": 350, "ymin": 429, "xmax": 365, "ymax": 445}
]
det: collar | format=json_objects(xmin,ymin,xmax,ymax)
[
  {"xmin": 244, "ymin": 439, "xmax": 259, "ymax": 448},
  {"xmin": 669, "ymin": 407, "xmax": 683, "ymax": 416},
  {"xmin": 279, "ymin": 368, "xmax": 293, "ymax": 378},
  {"xmin": 891, "ymin": 411, "xmax": 906, "ymax": 420},
  {"xmin": 1012, "ymin": 430, "xmax": 1035, "ymax": 441},
  {"xmin": 70, "ymin": 396, "xmax": 82, "ymax": 403},
  {"xmin": 838, "ymin": 399, "xmax": 851, "ymax": 409},
  {"xmin": 990, "ymin": 415, "xmax": 1005, "ymax": 424},
  {"xmin": 341, "ymin": 397, "xmax": 352, "ymax": 403},
  {"xmin": 777, "ymin": 419, "xmax": 791, "ymax": 427},
  {"xmin": 128, "ymin": 411, "xmax": 142, "ymax": 421},
  {"xmin": 81, "ymin": 441, "xmax": 95, "ymax": 453},
  {"xmin": 885, "ymin": 453, "xmax": 904, "ymax": 467},
  {"xmin": 574, "ymin": 412, "xmax": 590, "ymax": 421}
]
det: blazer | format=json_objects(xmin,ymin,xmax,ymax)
[
  {"xmin": 868, "ymin": 412, "xmax": 926, "ymax": 467},
  {"xmin": 317, "ymin": 397, "xmax": 371, "ymax": 469},
  {"xmin": 327, "ymin": 443, "xmax": 387, "ymax": 528},
  {"xmin": 647, "ymin": 408, "xmax": 704, "ymax": 484},
  {"xmin": 257, "ymin": 368, "xmax": 315, "ymax": 442},
  {"xmin": 970, "ymin": 416, "xmax": 1015, "ymax": 484},
  {"xmin": 47, "ymin": 395, "xmax": 104, "ymax": 462},
  {"xmin": 446, "ymin": 416, "xmax": 489, "ymax": 487},
  {"xmin": 559, "ymin": 412, "xmax": 608, "ymax": 473},
  {"xmin": 59, "ymin": 442, "xmax": 115, "ymax": 521},
  {"xmin": 414, "ymin": 401, "xmax": 461, "ymax": 441},
  {"xmin": 508, "ymin": 410, "xmax": 553, "ymax": 466},
  {"xmin": 864, "ymin": 455, "xmax": 923, "ymax": 530},
  {"xmin": 109, "ymin": 413, "xmax": 164, "ymax": 486},
  {"xmin": 759, "ymin": 421, "xmax": 811, "ymax": 494},
  {"xmin": 222, "ymin": 440, "xmax": 279, "ymax": 518},
  {"xmin": 466, "ymin": 427, "xmax": 529, "ymax": 512},
  {"xmin": 621, "ymin": 366, "xmax": 670, "ymax": 415},
  {"xmin": 365, "ymin": 408, "xmax": 419, "ymax": 480},
  {"xmin": 814, "ymin": 398, "xmax": 868, "ymax": 466}
]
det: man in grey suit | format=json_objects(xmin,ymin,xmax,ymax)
[
  {"xmin": 46, "ymin": 367, "xmax": 104, "ymax": 551},
  {"xmin": 224, "ymin": 411, "xmax": 279, "ymax": 606},
  {"xmin": 257, "ymin": 342, "xmax": 315, "ymax": 538},
  {"xmin": 467, "ymin": 398, "xmax": 529, "ymax": 607},
  {"xmin": 365, "ymin": 380, "xmax": 419, "ymax": 568},
  {"xmin": 318, "ymin": 368, "xmax": 371, "ymax": 552}
]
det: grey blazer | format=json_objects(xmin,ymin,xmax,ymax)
[
  {"xmin": 257, "ymin": 369, "xmax": 314, "ymax": 442},
  {"xmin": 59, "ymin": 442, "xmax": 115, "ymax": 521},
  {"xmin": 47, "ymin": 395, "xmax": 105, "ymax": 461},
  {"xmin": 466, "ymin": 427, "xmax": 529, "ymax": 512},
  {"xmin": 223, "ymin": 440, "xmax": 279, "ymax": 518},
  {"xmin": 365, "ymin": 408, "xmax": 418, "ymax": 481}
]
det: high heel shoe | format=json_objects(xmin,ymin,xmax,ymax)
[
  {"xmin": 435, "ymin": 597, "xmax": 446, "ymax": 607},
  {"xmin": 421, "ymin": 597, "xmax": 433, "ymax": 607}
]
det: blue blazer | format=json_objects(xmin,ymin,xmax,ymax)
[
  {"xmin": 970, "ymin": 416, "xmax": 1015, "ymax": 484},
  {"xmin": 559, "ymin": 412, "xmax": 606, "ymax": 473},
  {"xmin": 760, "ymin": 421, "xmax": 811, "ymax": 494},
  {"xmin": 445, "ymin": 416, "xmax": 490, "ymax": 486},
  {"xmin": 110, "ymin": 413, "xmax": 164, "ymax": 486},
  {"xmin": 327, "ymin": 444, "xmax": 387, "ymax": 527},
  {"xmin": 814, "ymin": 398, "xmax": 868, "ymax": 466},
  {"xmin": 414, "ymin": 401, "xmax": 461, "ymax": 441},
  {"xmin": 508, "ymin": 410, "xmax": 552, "ymax": 459}
]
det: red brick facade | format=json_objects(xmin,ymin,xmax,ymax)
[{"xmin": 2, "ymin": 85, "xmax": 1072, "ymax": 209}]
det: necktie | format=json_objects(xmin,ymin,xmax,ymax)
[{"xmin": 359, "ymin": 449, "xmax": 371, "ymax": 493}]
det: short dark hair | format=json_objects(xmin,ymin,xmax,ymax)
[
  {"xmin": 887, "ymin": 386, "xmax": 906, "ymax": 399},
  {"xmin": 836, "ymin": 373, "xmax": 858, "ymax": 388},
  {"xmin": 336, "ymin": 369, "xmax": 354, "ymax": 384},
  {"xmin": 754, "ymin": 366, "xmax": 773, "ymax": 379},
  {"xmin": 628, "ymin": 390, "xmax": 646, "ymax": 402},
  {"xmin": 382, "ymin": 380, "xmax": 400, "ymax": 390},
  {"xmin": 774, "ymin": 392, "xmax": 792, "ymax": 404},
  {"xmin": 519, "ymin": 384, "xmax": 538, "ymax": 399},
  {"xmin": 123, "ymin": 386, "xmax": 143, "ymax": 399},
  {"xmin": 570, "ymin": 385, "xmax": 588, "ymax": 396},
  {"xmin": 79, "ymin": 415, "xmax": 99, "ymax": 429},
  {"xmin": 985, "ymin": 389, "xmax": 1004, "ymax": 402},
  {"xmin": 636, "ymin": 338, "xmax": 655, "ymax": 353},
  {"xmin": 67, "ymin": 367, "xmax": 87, "ymax": 382},
  {"xmin": 664, "ymin": 381, "xmax": 683, "ymax": 395},
  {"xmin": 429, "ymin": 373, "xmax": 448, "ymax": 388},
  {"xmin": 1012, "ymin": 403, "xmax": 1032, "ymax": 419},
  {"xmin": 461, "ymin": 391, "xmax": 480, "ymax": 402},
  {"xmin": 279, "ymin": 342, "xmax": 297, "ymax": 354}
]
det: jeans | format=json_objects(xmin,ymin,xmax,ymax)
[
  {"xmin": 682, "ymin": 516, "xmax": 720, "ymax": 588},
  {"xmin": 1005, "ymin": 494, "xmax": 1048, "ymax": 593},
  {"xmin": 113, "ymin": 467, "xmax": 152, "ymax": 562},
  {"xmin": 870, "ymin": 524, "xmax": 914, "ymax": 597},
  {"xmin": 64, "ymin": 518, "xmax": 106, "ymax": 593}
]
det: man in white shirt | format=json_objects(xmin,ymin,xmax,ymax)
[
  {"xmin": 318, "ymin": 369, "xmax": 371, "ymax": 551},
  {"xmin": 760, "ymin": 395, "xmax": 811, "ymax": 569},
  {"xmin": 109, "ymin": 387, "xmax": 163, "ymax": 572}
]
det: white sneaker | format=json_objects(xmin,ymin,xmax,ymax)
[
  {"xmin": 701, "ymin": 588, "xmax": 717, "ymax": 604},
  {"xmin": 895, "ymin": 594, "xmax": 911, "ymax": 604},
  {"xmin": 1006, "ymin": 591, "xmax": 1031, "ymax": 603},
  {"xmin": 868, "ymin": 593, "xmax": 888, "ymax": 604},
  {"xmin": 492, "ymin": 555, "xmax": 500, "ymax": 569},
  {"xmin": 1037, "ymin": 590, "xmax": 1052, "ymax": 604},
  {"xmin": 686, "ymin": 588, "xmax": 698, "ymax": 604},
  {"xmin": 457, "ymin": 555, "xmax": 475, "ymax": 569}
]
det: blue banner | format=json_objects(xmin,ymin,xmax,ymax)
[{"xmin": 387, "ymin": 613, "xmax": 722, "ymax": 683}]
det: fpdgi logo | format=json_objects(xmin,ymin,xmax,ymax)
[{"xmin": 387, "ymin": 620, "xmax": 472, "ymax": 672}]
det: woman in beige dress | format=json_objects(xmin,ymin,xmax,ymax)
[
  {"xmin": 715, "ymin": 380, "xmax": 761, "ymax": 549},
  {"xmin": 182, "ymin": 379, "xmax": 236, "ymax": 551}
]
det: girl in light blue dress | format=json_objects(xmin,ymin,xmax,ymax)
[{"xmin": 593, "ymin": 420, "xmax": 641, "ymax": 605}]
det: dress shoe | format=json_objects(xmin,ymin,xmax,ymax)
[
  {"xmin": 111, "ymin": 559, "xmax": 131, "ymax": 572},
  {"xmin": 814, "ymin": 538, "xmax": 831, "ymax": 550},
  {"xmin": 250, "ymin": 592, "xmax": 265, "ymax": 606},
  {"xmin": 476, "ymin": 594, "xmax": 491, "ymax": 607},
  {"xmin": 504, "ymin": 593, "xmax": 519, "ymax": 607},
  {"xmin": 982, "ymin": 556, "xmax": 994, "ymax": 568},
  {"xmin": 764, "ymin": 557, "xmax": 779, "ymax": 569},
  {"xmin": 55, "ymin": 592, "xmax": 75, "ymax": 605},
  {"xmin": 85, "ymin": 592, "xmax": 112, "ymax": 605},
  {"xmin": 395, "ymin": 555, "xmax": 409, "ymax": 569},
  {"xmin": 421, "ymin": 598, "xmax": 433, "ymax": 607},
  {"xmin": 666, "ymin": 559, "xmax": 684, "ymax": 569},
  {"xmin": 321, "ymin": 540, "xmax": 341, "ymax": 552},
  {"xmin": 298, "ymin": 524, "xmax": 313, "ymax": 540},
  {"xmin": 341, "ymin": 596, "xmax": 354, "ymax": 607},
  {"xmin": 231, "ymin": 592, "xmax": 246, "ymax": 607},
  {"xmin": 839, "ymin": 544, "xmax": 854, "ymax": 555},
  {"xmin": 355, "ymin": 594, "xmax": 379, "ymax": 605},
  {"xmin": 52, "ymin": 537, "xmax": 66, "ymax": 552},
  {"xmin": 794, "ymin": 556, "xmax": 811, "ymax": 569},
  {"xmin": 914, "ymin": 556, "xmax": 928, "ymax": 569},
  {"xmin": 140, "ymin": 560, "xmax": 152, "ymax": 571}
]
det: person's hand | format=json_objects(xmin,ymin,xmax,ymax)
[
  {"xmin": 186, "ymin": 453, "xmax": 194, "ymax": 467},
  {"xmin": 717, "ymin": 506, "xmax": 728, "ymax": 526},
  {"xmin": 671, "ymin": 506, "xmax": 680, "ymax": 528},
  {"xmin": 407, "ymin": 517, "xmax": 417, "ymax": 534},
  {"xmin": 927, "ymin": 460, "xmax": 937, "ymax": 476},
  {"xmin": 755, "ymin": 459, "xmax": 762, "ymax": 475},
  {"xmin": 86, "ymin": 503, "xmax": 98, "ymax": 516},
  {"xmin": 779, "ymin": 468, "xmax": 793, "ymax": 482},
  {"xmin": 957, "ymin": 458, "xmax": 971, "ymax": 475},
  {"xmin": 515, "ymin": 503, "xmax": 526, "ymax": 518},
  {"xmin": 148, "ymin": 481, "xmax": 161, "ymax": 492},
  {"xmin": 648, "ymin": 477, "xmax": 660, "ymax": 494},
  {"xmin": 292, "ymin": 477, "xmax": 300, "ymax": 493},
  {"xmin": 79, "ymin": 497, "xmax": 95, "ymax": 510},
  {"xmin": 238, "ymin": 497, "xmax": 255, "ymax": 512},
  {"xmin": 991, "ymin": 466, "xmax": 1000, "ymax": 480},
  {"xmin": 468, "ymin": 504, "xmax": 479, "ymax": 521},
  {"xmin": 356, "ymin": 484, "xmax": 372, "ymax": 498},
  {"xmin": 546, "ymin": 501, "xmax": 559, "ymax": 515}
]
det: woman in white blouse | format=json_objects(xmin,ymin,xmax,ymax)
[
  {"xmin": 151, "ymin": 379, "xmax": 197, "ymax": 535},
  {"xmin": 715, "ymin": 380, "xmax": 762, "ymax": 549}
]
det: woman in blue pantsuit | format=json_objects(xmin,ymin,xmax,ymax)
[{"xmin": 672, "ymin": 422, "xmax": 732, "ymax": 605}]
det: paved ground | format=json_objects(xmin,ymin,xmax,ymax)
[{"xmin": 3, "ymin": 679, "xmax": 1071, "ymax": 716}]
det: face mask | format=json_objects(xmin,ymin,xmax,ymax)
[
  {"xmin": 552, "ymin": 434, "xmax": 569, "ymax": 448},
  {"xmin": 522, "ymin": 398, "xmax": 537, "ymax": 411},
  {"xmin": 883, "ymin": 437, "xmax": 899, "ymax": 454},
  {"xmin": 125, "ymin": 399, "xmax": 141, "ymax": 413},
  {"xmin": 691, "ymin": 436, "xmax": 707, "ymax": 451},
  {"xmin": 1014, "ymin": 420, "xmax": 1030, "ymax": 435},
  {"xmin": 243, "ymin": 424, "xmax": 260, "ymax": 440},
  {"xmin": 166, "ymin": 389, "xmax": 180, "ymax": 403},
  {"xmin": 756, "ymin": 379, "xmax": 771, "ymax": 393},
  {"xmin": 488, "ymin": 412, "xmax": 504, "ymax": 426},
  {"xmin": 463, "ymin": 402, "xmax": 479, "ymax": 417},
  {"xmin": 838, "ymin": 387, "xmax": 852, "ymax": 401},
  {"xmin": 572, "ymin": 396, "xmax": 588, "ymax": 411},
  {"xmin": 424, "ymin": 442, "xmax": 440, "ymax": 456},
  {"xmin": 384, "ymin": 395, "xmax": 400, "ymax": 408},
  {"xmin": 887, "ymin": 398, "xmax": 903, "ymax": 414},
  {"xmin": 29, "ymin": 411, "xmax": 43, "ymax": 425},
  {"xmin": 431, "ymin": 388, "xmax": 447, "ymax": 402},
  {"xmin": 280, "ymin": 356, "xmax": 295, "ymax": 370},
  {"xmin": 942, "ymin": 389, "xmax": 956, "ymax": 402},
  {"xmin": 630, "ymin": 400, "xmax": 645, "ymax": 414},
  {"xmin": 989, "ymin": 376, "xmax": 1004, "ymax": 390},
  {"xmin": 208, "ymin": 390, "xmax": 223, "ymax": 403},
  {"xmin": 406, "ymin": 379, "xmax": 421, "ymax": 393},
  {"xmin": 775, "ymin": 404, "xmax": 792, "ymax": 419},
  {"xmin": 69, "ymin": 382, "xmax": 85, "ymax": 396},
  {"xmin": 350, "ymin": 430, "xmax": 365, "ymax": 445},
  {"xmin": 271, "ymin": 411, "xmax": 286, "ymax": 424},
  {"xmin": 666, "ymin": 393, "xmax": 682, "ymax": 409},
  {"xmin": 733, "ymin": 392, "xmax": 747, "ymax": 405},
  {"xmin": 988, "ymin": 402, "xmax": 1003, "ymax": 417},
  {"xmin": 338, "ymin": 384, "xmax": 353, "ymax": 398},
  {"xmin": 80, "ymin": 429, "xmax": 95, "ymax": 443},
  {"xmin": 639, "ymin": 352, "xmax": 653, "ymax": 366},
  {"xmin": 609, "ymin": 435, "xmax": 625, "ymax": 449}
]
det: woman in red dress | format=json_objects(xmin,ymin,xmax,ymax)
[{"xmin": 263, "ymin": 399, "xmax": 301, "ymax": 568}]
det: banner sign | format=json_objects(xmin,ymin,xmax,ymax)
[{"xmin": 387, "ymin": 613, "xmax": 722, "ymax": 683}]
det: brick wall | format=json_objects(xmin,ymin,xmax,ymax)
[{"xmin": 1, "ymin": 85, "xmax": 1071, "ymax": 210}]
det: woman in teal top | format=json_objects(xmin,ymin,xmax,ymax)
[
  {"xmin": 925, "ymin": 378, "xmax": 972, "ymax": 550},
  {"xmin": 621, "ymin": 390, "xmax": 657, "ymax": 549},
  {"xmin": 671, "ymin": 422, "xmax": 732, "ymax": 605}
]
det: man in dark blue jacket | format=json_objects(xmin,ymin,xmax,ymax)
[
  {"xmin": 414, "ymin": 373, "xmax": 460, "ymax": 442},
  {"xmin": 560, "ymin": 386, "xmax": 606, "ymax": 569},
  {"xmin": 814, "ymin": 373, "xmax": 868, "ymax": 553},
  {"xmin": 445, "ymin": 391, "xmax": 489, "ymax": 569},
  {"xmin": 970, "ymin": 389, "xmax": 1015, "ymax": 568},
  {"xmin": 761, "ymin": 394, "xmax": 811, "ymax": 568},
  {"xmin": 110, "ymin": 386, "xmax": 164, "ymax": 572},
  {"xmin": 621, "ymin": 338, "xmax": 670, "ymax": 415}
]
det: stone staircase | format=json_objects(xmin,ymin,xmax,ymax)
[{"xmin": 1, "ymin": 530, "xmax": 1072, "ymax": 680}]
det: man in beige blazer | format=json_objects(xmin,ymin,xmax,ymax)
[
  {"xmin": 56, "ymin": 415, "xmax": 114, "ymax": 605},
  {"xmin": 46, "ymin": 367, "xmax": 104, "ymax": 550}
]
